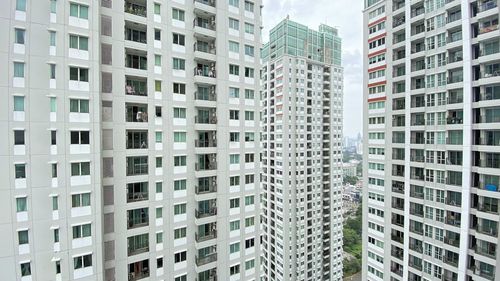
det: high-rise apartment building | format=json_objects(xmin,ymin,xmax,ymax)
[
  {"xmin": 363, "ymin": 0, "xmax": 500, "ymax": 281},
  {"xmin": 1, "ymin": 0, "xmax": 262, "ymax": 280},
  {"xmin": 260, "ymin": 18, "xmax": 344, "ymax": 281}
]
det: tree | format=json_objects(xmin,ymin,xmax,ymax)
[{"xmin": 343, "ymin": 175, "xmax": 358, "ymax": 185}]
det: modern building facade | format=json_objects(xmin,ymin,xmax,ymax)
[
  {"xmin": 260, "ymin": 19, "xmax": 344, "ymax": 281},
  {"xmin": 363, "ymin": 0, "xmax": 500, "ymax": 281},
  {"xmin": 1, "ymin": 0, "xmax": 262, "ymax": 280}
]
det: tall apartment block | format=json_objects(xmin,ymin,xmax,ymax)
[
  {"xmin": 260, "ymin": 19, "xmax": 344, "ymax": 281},
  {"xmin": 1, "ymin": 0, "xmax": 262, "ymax": 280},
  {"xmin": 363, "ymin": 0, "xmax": 500, "ymax": 281}
]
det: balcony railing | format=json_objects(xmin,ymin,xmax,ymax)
[
  {"xmin": 195, "ymin": 231, "xmax": 217, "ymax": 242},
  {"xmin": 195, "ymin": 207, "xmax": 217, "ymax": 219},
  {"xmin": 194, "ymin": 42, "xmax": 216, "ymax": 54},
  {"xmin": 194, "ymin": 66, "xmax": 216, "ymax": 78},
  {"xmin": 479, "ymin": 24, "xmax": 499, "ymax": 35},
  {"xmin": 195, "ymin": 114, "xmax": 217, "ymax": 124},
  {"xmin": 195, "ymin": 253, "xmax": 217, "ymax": 266},
  {"xmin": 124, "ymin": 1, "xmax": 146, "ymax": 17},
  {"xmin": 444, "ymin": 236, "xmax": 460, "ymax": 247},
  {"xmin": 479, "ymin": 1, "xmax": 498, "ymax": 12},
  {"xmin": 475, "ymin": 245, "xmax": 497, "ymax": 259},
  {"xmin": 195, "ymin": 0, "xmax": 216, "ymax": 7},
  {"xmin": 195, "ymin": 162, "xmax": 217, "ymax": 171},
  {"xmin": 127, "ymin": 191, "xmax": 148, "ymax": 203},
  {"xmin": 195, "ymin": 184, "xmax": 217, "ymax": 195}
]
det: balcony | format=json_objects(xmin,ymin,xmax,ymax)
[
  {"xmin": 196, "ymin": 252, "xmax": 217, "ymax": 266},
  {"xmin": 479, "ymin": 20, "xmax": 499, "ymax": 35},
  {"xmin": 196, "ymin": 229, "xmax": 217, "ymax": 243},
  {"xmin": 195, "ymin": 176, "xmax": 217, "ymax": 194},
  {"xmin": 195, "ymin": 109, "xmax": 217, "ymax": 124},
  {"xmin": 479, "ymin": 1, "xmax": 498, "ymax": 13},
  {"xmin": 475, "ymin": 243, "xmax": 497, "ymax": 259},
  {"xmin": 196, "ymin": 269, "xmax": 217, "ymax": 281},
  {"xmin": 127, "ymin": 208, "xmax": 148, "ymax": 229},
  {"xmin": 125, "ymin": 50, "xmax": 147, "ymax": 70},
  {"xmin": 478, "ymin": 201, "xmax": 499, "ymax": 214},
  {"xmin": 196, "ymin": 132, "xmax": 217, "ymax": 148},
  {"xmin": 476, "ymin": 223, "xmax": 499, "ymax": 236},
  {"xmin": 443, "ymin": 253, "xmax": 459, "ymax": 267},
  {"xmin": 128, "ymin": 259, "xmax": 149, "ymax": 281},
  {"xmin": 127, "ymin": 182, "xmax": 148, "ymax": 203},
  {"xmin": 124, "ymin": 0, "xmax": 146, "ymax": 17},
  {"xmin": 194, "ymin": 63, "xmax": 216, "ymax": 79},
  {"xmin": 444, "ymin": 236, "xmax": 460, "ymax": 247},
  {"xmin": 125, "ymin": 21, "xmax": 147, "ymax": 44},
  {"xmin": 196, "ymin": 199, "xmax": 217, "ymax": 218},
  {"xmin": 126, "ymin": 156, "xmax": 148, "ymax": 176},
  {"xmin": 474, "ymin": 264, "xmax": 496, "ymax": 280},
  {"xmin": 196, "ymin": 154, "xmax": 217, "ymax": 171},
  {"xmin": 125, "ymin": 76, "xmax": 147, "ymax": 96},
  {"xmin": 194, "ymin": 40, "xmax": 216, "ymax": 55},
  {"xmin": 127, "ymin": 130, "xmax": 148, "ymax": 149},
  {"xmin": 127, "ymin": 234, "xmax": 149, "ymax": 256},
  {"xmin": 195, "ymin": 0, "xmax": 216, "ymax": 7},
  {"xmin": 193, "ymin": 16, "xmax": 216, "ymax": 33},
  {"xmin": 126, "ymin": 104, "xmax": 148, "ymax": 122},
  {"xmin": 195, "ymin": 86, "xmax": 217, "ymax": 101}
]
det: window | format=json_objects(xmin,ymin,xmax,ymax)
[
  {"xmin": 70, "ymin": 131, "xmax": 90, "ymax": 145},
  {"xmin": 154, "ymin": 3, "xmax": 160, "ymax": 15},
  {"xmin": 230, "ymin": 198, "xmax": 240, "ymax": 208},
  {"xmin": 173, "ymin": 83, "xmax": 186, "ymax": 95},
  {"xmin": 71, "ymin": 162, "xmax": 90, "ymax": 176},
  {"xmin": 244, "ymin": 1, "xmax": 254, "ymax": 12},
  {"xmin": 49, "ymin": 31, "xmax": 56, "ymax": 46},
  {"xmin": 174, "ymin": 156, "xmax": 187, "ymax": 167},
  {"xmin": 230, "ymin": 132, "xmax": 240, "ymax": 142},
  {"xmin": 50, "ymin": 64, "xmax": 56, "ymax": 79},
  {"xmin": 53, "ymin": 228, "xmax": 59, "ymax": 243},
  {"xmin": 244, "ymin": 67, "xmax": 254, "ymax": 78},
  {"xmin": 230, "ymin": 220, "xmax": 240, "ymax": 231},
  {"xmin": 230, "ymin": 176, "xmax": 240, "ymax": 186},
  {"xmin": 229, "ymin": 64, "xmax": 239, "ymax": 75},
  {"xmin": 70, "ymin": 3, "xmax": 89, "ymax": 19},
  {"xmin": 156, "ymin": 157, "xmax": 162, "ymax": 168},
  {"xmin": 16, "ymin": 197, "xmax": 27, "ymax": 212},
  {"xmin": 16, "ymin": 0, "xmax": 26, "ymax": 11},
  {"xmin": 174, "ymin": 179, "xmax": 187, "ymax": 191},
  {"xmin": 174, "ymin": 251, "xmax": 186, "ymax": 263},
  {"xmin": 245, "ymin": 174, "xmax": 254, "ymax": 184},
  {"xmin": 18, "ymin": 230, "xmax": 28, "ymax": 244},
  {"xmin": 174, "ymin": 203, "xmax": 187, "ymax": 215},
  {"xmin": 73, "ymin": 223, "xmax": 91, "ymax": 239},
  {"xmin": 15, "ymin": 164, "xmax": 26, "ymax": 179},
  {"xmin": 245, "ymin": 216, "xmax": 254, "ymax": 227},
  {"xmin": 229, "ymin": 41, "xmax": 239, "ymax": 52},
  {"xmin": 69, "ymin": 67, "xmax": 88, "ymax": 82},
  {"xmin": 230, "ymin": 154, "xmax": 240, "ymax": 164},
  {"xmin": 155, "ymin": 132, "xmax": 162, "ymax": 144},
  {"xmin": 229, "ymin": 18, "xmax": 240, "ymax": 30},
  {"xmin": 244, "ymin": 23, "xmax": 254, "ymax": 34},
  {"xmin": 174, "ymin": 132, "xmax": 186, "ymax": 143},
  {"xmin": 229, "ymin": 87, "xmax": 240, "ymax": 98},
  {"xmin": 175, "ymin": 275, "xmax": 187, "ymax": 281},
  {"xmin": 156, "ymin": 257, "xmax": 163, "ymax": 269},
  {"xmin": 174, "ymin": 227, "xmax": 187, "ymax": 239},
  {"xmin": 245, "ymin": 153, "xmax": 254, "ymax": 163},
  {"xmin": 70, "ymin": 99, "xmax": 89, "ymax": 113},
  {"xmin": 229, "ymin": 110, "xmax": 239, "ymax": 120},
  {"xmin": 245, "ymin": 195, "xmax": 254, "ymax": 205},
  {"xmin": 245, "ymin": 132, "xmax": 255, "ymax": 142},
  {"xmin": 155, "ymin": 80, "xmax": 161, "ymax": 92},
  {"xmin": 156, "ymin": 207, "xmax": 163, "ymax": 218},
  {"xmin": 72, "ymin": 193, "xmax": 90, "ymax": 207},
  {"xmin": 14, "ymin": 130, "xmax": 25, "ymax": 145},
  {"xmin": 50, "ymin": 98, "xmax": 57, "ymax": 114},
  {"xmin": 245, "ymin": 238, "xmax": 254, "ymax": 248},
  {"xmin": 229, "ymin": 0, "xmax": 239, "ymax": 7},
  {"xmin": 52, "ymin": 196, "xmax": 58, "ymax": 210},
  {"xmin": 69, "ymin": 35, "xmax": 88, "ymax": 50},
  {"xmin": 15, "ymin": 29, "xmax": 25, "ymax": 44},
  {"xmin": 73, "ymin": 254, "xmax": 92, "ymax": 270},
  {"xmin": 245, "ymin": 111, "xmax": 254, "ymax": 120},
  {"xmin": 173, "ymin": 33, "xmax": 185, "ymax": 45},
  {"xmin": 20, "ymin": 262, "xmax": 31, "ymax": 277},
  {"xmin": 173, "ymin": 108, "xmax": 186, "ymax": 118},
  {"xmin": 230, "ymin": 264, "xmax": 240, "ymax": 275},
  {"xmin": 244, "ymin": 89, "xmax": 254, "ymax": 99},
  {"xmin": 172, "ymin": 8, "xmax": 185, "ymax": 21},
  {"xmin": 245, "ymin": 259, "xmax": 255, "ymax": 270},
  {"xmin": 230, "ymin": 242, "xmax": 240, "ymax": 254},
  {"xmin": 173, "ymin": 58, "xmax": 185, "ymax": 70},
  {"xmin": 244, "ymin": 45, "xmax": 254, "ymax": 57},
  {"xmin": 155, "ymin": 55, "xmax": 161, "ymax": 66},
  {"xmin": 14, "ymin": 62, "xmax": 25, "ymax": 78},
  {"xmin": 156, "ymin": 182, "xmax": 162, "ymax": 193},
  {"xmin": 154, "ymin": 29, "xmax": 161, "ymax": 40}
]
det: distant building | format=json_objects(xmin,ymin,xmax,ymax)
[{"xmin": 343, "ymin": 163, "xmax": 358, "ymax": 177}]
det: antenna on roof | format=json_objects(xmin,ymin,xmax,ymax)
[{"xmin": 286, "ymin": 14, "xmax": 289, "ymax": 20}]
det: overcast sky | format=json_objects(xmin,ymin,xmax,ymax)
[{"xmin": 261, "ymin": 0, "xmax": 364, "ymax": 138}]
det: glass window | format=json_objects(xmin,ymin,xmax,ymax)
[
  {"xmin": 70, "ymin": 3, "xmax": 88, "ymax": 19},
  {"xmin": 244, "ymin": 45, "xmax": 254, "ymax": 57},
  {"xmin": 229, "ymin": 220, "xmax": 240, "ymax": 231},
  {"xmin": 172, "ymin": 8, "xmax": 185, "ymax": 21},
  {"xmin": 174, "ymin": 156, "xmax": 187, "ymax": 166},
  {"xmin": 173, "ymin": 108, "xmax": 186, "ymax": 118},
  {"xmin": 229, "ymin": 87, "xmax": 240, "ymax": 98},
  {"xmin": 154, "ymin": 3, "xmax": 160, "ymax": 15},
  {"xmin": 229, "ymin": 242, "xmax": 240, "ymax": 253},
  {"xmin": 20, "ymin": 262, "xmax": 31, "ymax": 277},
  {"xmin": 49, "ymin": 31, "xmax": 56, "ymax": 46},
  {"xmin": 173, "ymin": 33, "xmax": 185, "ymax": 45},
  {"xmin": 18, "ymin": 230, "xmax": 28, "ymax": 244},
  {"xmin": 229, "ymin": 0, "xmax": 239, "ymax": 7},
  {"xmin": 229, "ymin": 41, "xmax": 239, "ymax": 52},
  {"xmin": 14, "ymin": 62, "xmax": 25, "ymax": 78},
  {"xmin": 174, "ymin": 227, "xmax": 187, "ymax": 239},
  {"xmin": 174, "ymin": 179, "xmax": 186, "ymax": 191},
  {"xmin": 50, "ymin": 0, "xmax": 57, "ymax": 13},
  {"xmin": 245, "ymin": 89, "xmax": 254, "ymax": 99},
  {"xmin": 14, "ymin": 96, "xmax": 24, "ymax": 111},
  {"xmin": 16, "ymin": 197, "xmax": 27, "ymax": 212},
  {"xmin": 244, "ymin": 23, "xmax": 254, "ymax": 34},
  {"xmin": 174, "ymin": 132, "xmax": 186, "ymax": 142},
  {"xmin": 173, "ymin": 58, "xmax": 185, "ymax": 70},
  {"xmin": 156, "ymin": 207, "xmax": 162, "ymax": 218},
  {"xmin": 16, "ymin": 0, "xmax": 26, "ymax": 11},
  {"xmin": 174, "ymin": 203, "xmax": 186, "ymax": 215},
  {"xmin": 229, "ymin": 18, "xmax": 239, "ymax": 30},
  {"xmin": 244, "ymin": 1, "xmax": 254, "ymax": 12},
  {"xmin": 15, "ymin": 29, "xmax": 25, "ymax": 44}
]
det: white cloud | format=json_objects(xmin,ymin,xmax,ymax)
[{"xmin": 262, "ymin": 0, "xmax": 363, "ymax": 137}]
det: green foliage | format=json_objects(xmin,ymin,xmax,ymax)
[
  {"xmin": 343, "ymin": 175, "xmax": 358, "ymax": 185},
  {"xmin": 343, "ymin": 204, "xmax": 362, "ymax": 277}
]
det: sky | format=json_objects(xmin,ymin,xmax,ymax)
[{"xmin": 262, "ymin": 0, "xmax": 364, "ymax": 138}]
